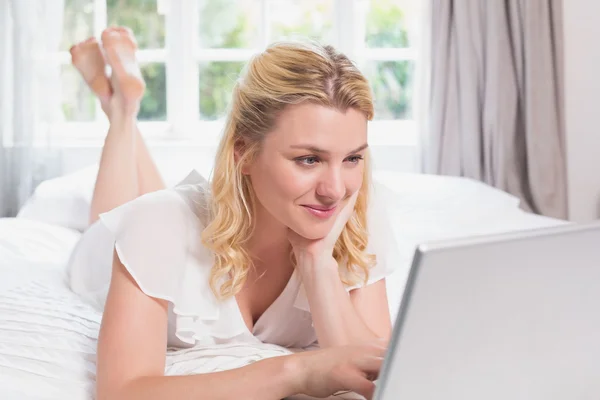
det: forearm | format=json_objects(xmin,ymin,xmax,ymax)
[
  {"xmin": 100, "ymin": 355, "xmax": 300, "ymax": 400},
  {"xmin": 298, "ymin": 255, "xmax": 379, "ymax": 348}
]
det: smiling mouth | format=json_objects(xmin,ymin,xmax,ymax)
[
  {"xmin": 304, "ymin": 205, "xmax": 336, "ymax": 211},
  {"xmin": 302, "ymin": 205, "xmax": 337, "ymax": 219}
]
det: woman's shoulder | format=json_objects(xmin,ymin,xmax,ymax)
[
  {"xmin": 96, "ymin": 170, "xmax": 214, "ymax": 272},
  {"xmin": 96, "ymin": 171, "xmax": 246, "ymax": 347},
  {"xmin": 171, "ymin": 170, "xmax": 212, "ymax": 227}
]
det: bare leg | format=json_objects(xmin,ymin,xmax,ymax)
[
  {"xmin": 91, "ymin": 117, "xmax": 140, "ymax": 224},
  {"xmin": 134, "ymin": 130, "xmax": 166, "ymax": 194},
  {"xmin": 73, "ymin": 29, "xmax": 143, "ymax": 226},
  {"xmin": 70, "ymin": 28, "xmax": 165, "ymax": 226},
  {"xmin": 104, "ymin": 27, "xmax": 166, "ymax": 196}
]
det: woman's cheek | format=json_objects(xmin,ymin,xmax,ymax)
[
  {"xmin": 345, "ymin": 167, "xmax": 365, "ymax": 194},
  {"xmin": 276, "ymin": 164, "xmax": 315, "ymax": 197}
]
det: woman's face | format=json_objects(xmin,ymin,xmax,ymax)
[{"xmin": 246, "ymin": 103, "xmax": 368, "ymax": 240}]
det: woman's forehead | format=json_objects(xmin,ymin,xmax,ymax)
[{"xmin": 266, "ymin": 103, "xmax": 368, "ymax": 151}]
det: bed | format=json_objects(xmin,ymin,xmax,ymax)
[{"xmin": 0, "ymin": 167, "xmax": 567, "ymax": 399}]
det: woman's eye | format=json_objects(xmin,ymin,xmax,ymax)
[
  {"xmin": 297, "ymin": 156, "xmax": 319, "ymax": 165},
  {"xmin": 346, "ymin": 155, "xmax": 364, "ymax": 164}
]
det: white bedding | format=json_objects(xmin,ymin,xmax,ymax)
[
  {"xmin": 0, "ymin": 220, "xmax": 369, "ymax": 399},
  {"xmin": 0, "ymin": 174, "xmax": 568, "ymax": 399}
]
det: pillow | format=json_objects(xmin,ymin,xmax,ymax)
[
  {"xmin": 372, "ymin": 171, "xmax": 525, "ymax": 261},
  {"xmin": 17, "ymin": 162, "xmax": 214, "ymax": 232},
  {"xmin": 372, "ymin": 171, "xmax": 521, "ymax": 213},
  {"xmin": 17, "ymin": 165, "xmax": 99, "ymax": 232}
]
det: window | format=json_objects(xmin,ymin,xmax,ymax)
[{"xmin": 58, "ymin": 0, "xmax": 418, "ymax": 143}]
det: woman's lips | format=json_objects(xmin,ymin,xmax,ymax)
[{"xmin": 302, "ymin": 205, "xmax": 337, "ymax": 219}]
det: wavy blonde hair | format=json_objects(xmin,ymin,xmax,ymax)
[{"xmin": 201, "ymin": 41, "xmax": 376, "ymax": 299}]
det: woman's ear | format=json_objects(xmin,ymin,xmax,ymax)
[{"xmin": 234, "ymin": 139, "xmax": 243, "ymax": 163}]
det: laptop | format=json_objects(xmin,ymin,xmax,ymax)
[{"xmin": 374, "ymin": 222, "xmax": 600, "ymax": 400}]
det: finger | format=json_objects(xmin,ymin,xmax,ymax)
[
  {"xmin": 354, "ymin": 355, "xmax": 384, "ymax": 377},
  {"xmin": 374, "ymin": 337, "xmax": 389, "ymax": 345},
  {"xmin": 340, "ymin": 375, "xmax": 376, "ymax": 400},
  {"xmin": 326, "ymin": 190, "xmax": 360, "ymax": 245}
]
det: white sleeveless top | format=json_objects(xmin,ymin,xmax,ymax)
[{"xmin": 72, "ymin": 171, "xmax": 402, "ymax": 350}]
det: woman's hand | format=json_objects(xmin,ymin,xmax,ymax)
[
  {"xmin": 290, "ymin": 339, "xmax": 387, "ymax": 400},
  {"xmin": 287, "ymin": 190, "xmax": 359, "ymax": 265},
  {"xmin": 288, "ymin": 190, "xmax": 381, "ymax": 348}
]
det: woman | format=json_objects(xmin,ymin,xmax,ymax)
[{"xmin": 68, "ymin": 26, "xmax": 399, "ymax": 399}]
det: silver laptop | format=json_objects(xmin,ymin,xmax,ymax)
[{"xmin": 375, "ymin": 222, "xmax": 600, "ymax": 400}]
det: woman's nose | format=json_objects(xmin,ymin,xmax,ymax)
[{"xmin": 315, "ymin": 166, "xmax": 345, "ymax": 202}]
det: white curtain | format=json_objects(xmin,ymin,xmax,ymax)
[{"xmin": 0, "ymin": 0, "xmax": 65, "ymax": 217}]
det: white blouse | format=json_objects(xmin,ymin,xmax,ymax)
[{"xmin": 70, "ymin": 171, "xmax": 401, "ymax": 349}]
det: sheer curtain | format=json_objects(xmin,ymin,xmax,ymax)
[{"xmin": 0, "ymin": 0, "xmax": 65, "ymax": 217}]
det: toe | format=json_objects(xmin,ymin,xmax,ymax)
[
  {"xmin": 70, "ymin": 37, "xmax": 101, "ymax": 63},
  {"xmin": 101, "ymin": 27, "xmax": 120, "ymax": 44},
  {"xmin": 117, "ymin": 26, "xmax": 138, "ymax": 48}
]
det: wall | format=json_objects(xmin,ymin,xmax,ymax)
[{"xmin": 563, "ymin": 0, "xmax": 600, "ymax": 222}]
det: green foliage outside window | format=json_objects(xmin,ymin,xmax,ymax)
[{"xmin": 62, "ymin": 0, "xmax": 413, "ymax": 122}]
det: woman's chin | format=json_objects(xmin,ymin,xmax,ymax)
[{"xmin": 290, "ymin": 222, "xmax": 331, "ymax": 241}]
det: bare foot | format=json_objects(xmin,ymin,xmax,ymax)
[
  {"xmin": 101, "ymin": 26, "xmax": 146, "ymax": 105},
  {"xmin": 70, "ymin": 37, "xmax": 113, "ymax": 110}
]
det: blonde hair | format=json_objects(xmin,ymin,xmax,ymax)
[{"xmin": 201, "ymin": 41, "xmax": 376, "ymax": 299}]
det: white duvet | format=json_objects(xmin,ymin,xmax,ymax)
[{"xmin": 0, "ymin": 175, "xmax": 567, "ymax": 399}]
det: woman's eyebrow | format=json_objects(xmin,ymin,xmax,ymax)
[{"xmin": 289, "ymin": 143, "xmax": 369, "ymax": 155}]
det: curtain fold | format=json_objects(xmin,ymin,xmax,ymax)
[
  {"xmin": 0, "ymin": 0, "xmax": 65, "ymax": 217},
  {"xmin": 420, "ymin": 0, "xmax": 567, "ymax": 219}
]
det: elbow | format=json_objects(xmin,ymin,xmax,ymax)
[{"xmin": 96, "ymin": 378, "xmax": 137, "ymax": 400}]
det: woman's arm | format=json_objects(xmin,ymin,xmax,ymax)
[
  {"xmin": 97, "ymin": 252, "xmax": 384, "ymax": 400},
  {"xmin": 96, "ymin": 252, "xmax": 299, "ymax": 400},
  {"xmin": 288, "ymin": 191, "xmax": 392, "ymax": 348},
  {"xmin": 103, "ymin": 357, "xmax": 298, "ymax": 400},
  {"xmin": 296, "ymin": 253, "xmax": 392, "ymax": 348}
]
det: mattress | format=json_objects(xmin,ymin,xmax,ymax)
[{"xmin": 0, "ymin": 197, "xmax": 567, "ymax": 399}]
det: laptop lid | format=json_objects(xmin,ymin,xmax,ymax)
[{"xmin": 375, "ymin": 222, "xmax": 600, "ymax": 400}]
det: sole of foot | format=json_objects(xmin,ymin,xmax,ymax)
[
  {"xmin": 101, "ymin": 27, "xmax": 146, "ymax": 101},
  {"xmin": 69, "ymin": 37, "xmax": 113, "ymax": 101}
]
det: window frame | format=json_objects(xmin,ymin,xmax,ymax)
[{"xmin": 51, "ymin": 0, "xmax": 418, "ymax": 146}]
